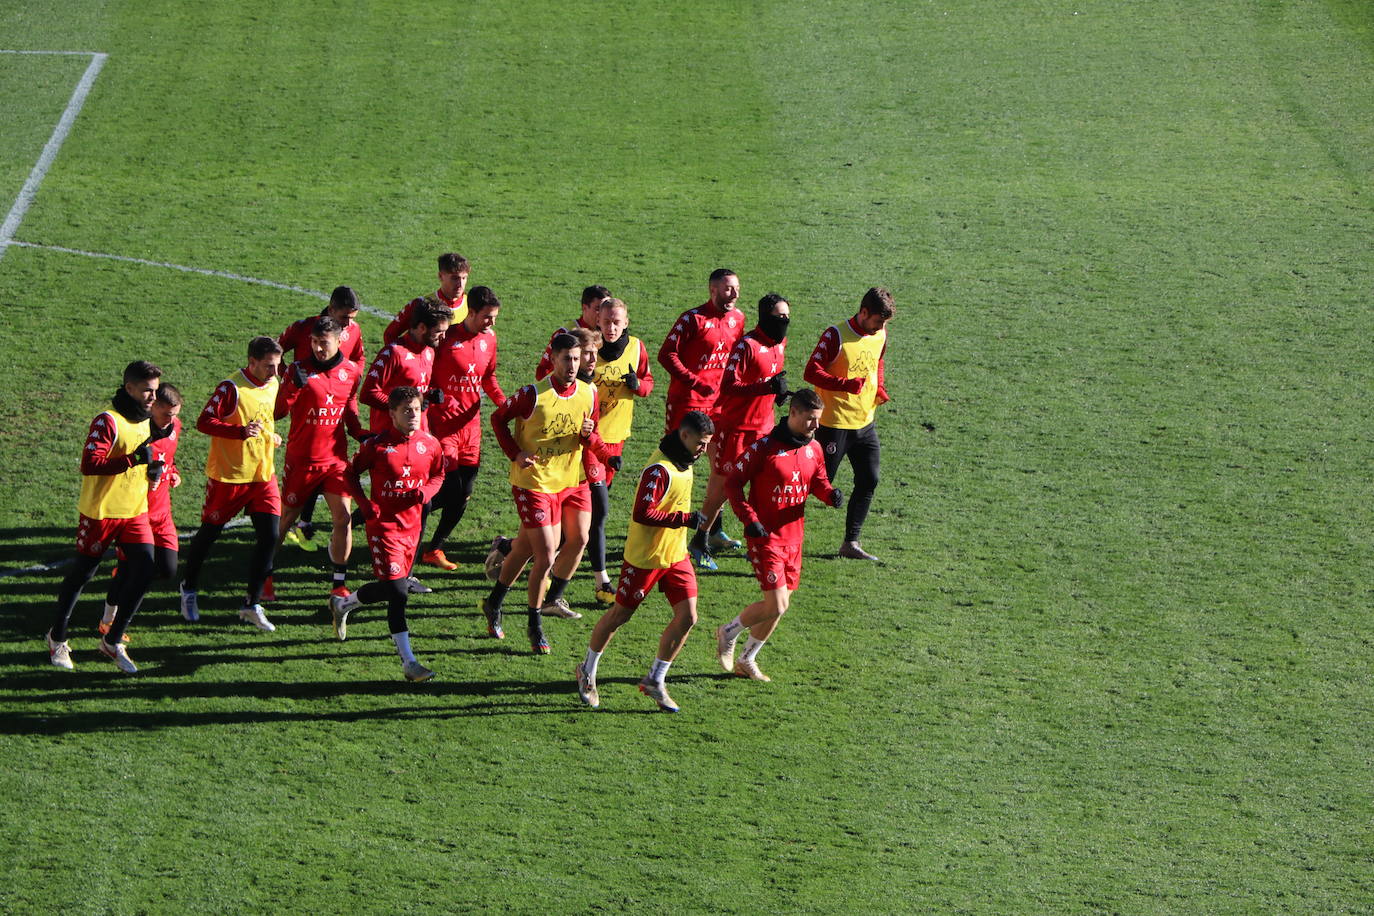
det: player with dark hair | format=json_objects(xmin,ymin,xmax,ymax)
[
  {"xmin": 483, "ymin": 330, "xmax": 604, "ymax": 653},
  {"xmin": 804, "ymin": 287, "xmax": 893, "ymax": 561},
  {"xmin": 179, "ymin": 336, "xmax": 284, "ymax": 631},
  {"xmin": 691, "ymin": 292, "xmax": 791, "ymax": 570},
  {"xmin": 657, "ymin": 268, "xmax": 747, "ymax": 566},
  {"xmin": 714, "ymin": 388, "xmax": 843, "ymax": 682},
  {"xmin": 533, "ymin": 284, "xmax": 611, "ymax": 381},
  {"xmin": 331, "ymin": 386, "xmax": 447, "ymax": 682},
  {"xmin": 383, "ymin": 253, "xmax": 470, "ymax": 345},
  {"xmin": 45, "ymin": 360, "xmax": 164, "ymax": 672},
  {"xmin": 273, "ymin": 316, "xmax": 364, "ymax": 600},
  {"xmin": 575, "ymin": 411, "xmax": 713, "ymax": 712},
  {"xmin": 421, "ymin": 285, "xmax": 507, "ymax": 570}
]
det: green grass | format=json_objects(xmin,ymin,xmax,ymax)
[{"xmin": 2, "ymin": 1, "xmax": 1372, "ymax": 912}]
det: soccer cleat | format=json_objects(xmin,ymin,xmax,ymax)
[
  {"xmin": 421, "ymin": 548, "xmax": 458, "ymax": 571},
  {"xmin": 96, "ymin": 621, "xmax": 131, "ymax": 644},
  {"xmin": 330, "ymin": 593, "xmax": 358, "ymax": 641},
  {"xmin": 239, "ymin": 604, "xmax": 277, "ymax": 632},
  {"xmin": 714, "ymin": 624, "xmax": 738, "ymax": 672},
  {"xmin": 480, "ymin": 597, "xmax": 505, "ymax": 639},
  {"xmin": 98, "ymin": 638, "xmax": 138, "ymax": 674},
  {"xmin": 284, "ymin": 526, "xmax": 318, "ymax": 552},
  {"xmin": 178, "ymin": 583, "xmax": 200, "ymax": 622},
  {"xmin": 528, "ymin": 622, "xmax": 550, "ymax": 655},
  {"xmin": 539, "ymin": 597, "xmax": 582, "ymax": 620},
  {"xmin": 593, "ymin": 585, "xmax": 616, "ymax": 607},
  {"xmin": 483, "ymin": 536, "xmax": 508, "ymax": 582},
  {"xmin": 708, "ymin": 531, "xmax": 742, "ymax": 553},
  {"xmin": 688, "ymin": 543, "xmax": 718, "ymax": 572},
  {"xmin": 733, "ymin": 658, "xmax": 771, "ymax": 682},
  {"xmin": 838, "ymin": 541, "xmax": 879, "ymax": 562},
  {"xmin": 405, "ymin": 577, "xmax": 432, "ymax": 595},
  {"xmin": 638, "ymin": 678, "xmax": 680, "ymax": 712},
  {"xmin": 329, "ymin": 585, "xmax": 352, "ymax": 600},
  {"xmin": 260, "ymin": 575, "xmax": 278, "ymax": 603},
  {"xmin": 46, "ymin": 631, "xmax": 74, "ymax": 670},
  {"xmin": 402, "ymin": 659, "xmax": 435, "ymax": 682},
  {"xmin": 575, "ymin": 663, "xmax": 600, "ymax": 708}
]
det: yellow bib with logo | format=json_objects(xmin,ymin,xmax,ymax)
[
  {"xmin": 508, "ymin": 378, "xmax": 595, "ymax": 493},
  {"xmin": 819, "ymin": 322, "xmax": 886, "ymax": 429},
  {"xmin": 592, "ymin": 336, "xmax": 643, "ymax": 445},
  {"xmin": 206, "ymin": 371, "xmax": 279, "ymax": 483},
  {"xmin": 623, "ymin": 451, "xmax": 693, "ymax": 569},
  {"xmin": 78, "ymin": 411, "xmax": 151, "ymax": 520}
]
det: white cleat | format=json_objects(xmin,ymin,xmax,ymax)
[
  {"xmin": 402, "ymin": 659, "xmax": 435, "ymax": 682},
  {"xmin": 179, "ymin": 583, "xmax": 200, "ymax": 622},
  {"xmin": 98, "ymin": 638, "xmax": 138, "ymax": 674},
  {"xmin": 239, "ymin": 604, "xmax": 276, "ymax": 632},
  {"xmin": 46, "ymin": 631, "xmax": 74, "ymax": 670},
  {"xmin": 714, "ymin": 624, "xmax": 738, "ymax": 672},
  {"xmin": 838, "ymin": 541, "xmax": 880, "ymax": 562},
  {"xmin": 575, "ymin": 663, "xmax": 600, "ymax": 708},
  {"xmin": 483, "ymin": 536, "xmax": 507, "ymax": 582},
  {"xmin": 329, "ymin": 594, "xmax": 358, "ymax": 641},
  {"xmin": 539, "ymin": 597, "xmax": 582, "ymax": 620},
  {"xmin": 733, "ymin": 658, "xmax": 771, "ymax": 682},
  {"xmin": 638, "ymin": 678, "xmax": 680, "ymax": 712}
]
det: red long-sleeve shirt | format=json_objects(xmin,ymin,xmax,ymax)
[
  {"xmin": 382, "ymin": 288, "xmax": 465, "ymax": 346},
  {"xmin": 430, "ymin": 324, "xmax": 506, "ymax": 439},
  {"xmin": 146, "ymin": 417, "xmax": 181, "ymax": 514},
  {"xmin": 713, "ymin": 329, "xmax": 786, "ymax": 435},
  {"xmin": 278, "ymin": 310, "xmax": 364, "ymax": 369},
  {"xmin": 346, "ymin": 428, "xmax": 446, "ymax": 533},
  {"xmin": 656, "ymin": 301, "xmax": 745, "ymax": 415},
  {"xmin": 804, "ymin": 317, "xmax": 889, "ymax": 400},
  {"xmin": 360, "ymin": 334, "xmax": 436, "ymax": 434},
  {"xmin": 274, "ymin": 358, "xmax": 364, "ymax": 464},
  {"xmin": 725, "ymin": 427, "xmax": 837, "ymax": 544}
]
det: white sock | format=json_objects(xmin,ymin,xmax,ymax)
[
  {"xmin": 722, "ymin": 616, "xmax": 745, "ymax": 641},
  {"xmin": 101, "ymin": 603, "xmax": 117, "ymax": 625},
  {"xmin": 740, "ymin": 637, "xmax": 766, "ymax": 663},
  {"xmin": 583, "ymin": 648, "xmax": 602, "ymax": 678},
  {"xmin": 392, "ymin": 631, "xmax": 416, "ymax": 664},
  {"xmin": 648, "ymin": 657, "xmax": 671, "ymax": 684},
  {"xmin": 594, "ymin": 572, "xmax": 611, "ymax": 588}
]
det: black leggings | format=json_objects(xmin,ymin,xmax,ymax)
[
  {"xmin": 106, "ymin": 545, "xmax": 178, "ymax": 605},
  {"xmin": 180, "ymin": 512, "xmax": 279, "ymax": 603},
  {"xmin": 51, "ymin": 542, "xmax": 154, "ymax": 643},
  {"xmin": 817, "ymin": 423, "xmax": 881, "ymax": 542},
  {"xmin": 426, "ymin": 464, "xmax": 479, "ymax": 552},
  {"xmin": 355, "ymin": 577, "xmax": 410, "ymax": 634},
  {"xmin": 588, "ymin": 481, "xmax": 611, "ymax": 573}
]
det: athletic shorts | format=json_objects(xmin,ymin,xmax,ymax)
[
  {"xmin": 282, "ymin": 459, "xmax": 350, "ymax": 509},
  {"xmin": 74, "ymin": 512, "xmax": 153, "ymax": 559},
  {"xmin": 512, "ymin": 483, "xmax": 591, "ymax": 529},
  {"xmin": 614, "ymin": 557, "xmax": 697, "ymax": 610},
  {"xmin": 746, "ymin": 536, "xmax": 802, "ymax": 592},
  {"xmin": 664, "ymin": 397, "xmax": 714, "ymax": 437},
  {"xmin": 365, "ymin": 522, "xmax": 419, "ymax": 581},
  {"xmin": 440, "ymin": 422, "xmax": 481, "ymax": 468},
  {"xmin": 147, "ymin": 504, "xmax": 179, "ymax": 552},
  {"xmin": 584, "ymin": 441, "xmax": 625, "ymax": 487},
  {"xmin": 201, "ymin": 477, "xmax": 281, "ymax": 524},
  {"xmin": 711, "ymin": 429, "xmax": 763, "ymax": 476}
]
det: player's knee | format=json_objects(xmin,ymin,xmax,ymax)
[
  {"xmin": 154, "ymin": 552, "xmax": 178, "ymax": 580},
  {"xmin": 677, "ymin": 605, "xmax": 698, "ymax": 629}
]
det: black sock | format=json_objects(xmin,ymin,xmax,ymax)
[
  {"xmin": 331, "ymin": 563, "xmax": 347, "ymax": 588},
  {"xmin": 488, "ymin": 581, "xmax": 510, "ymax": 609},
  {"xmin": 690, "ymin": 527, "xmax": 707, "ymax": 551},
  {"xmin": 546, "ymin": 575, "xmax": 569, "ymax": 603},
  {"xmin": 527, "ymin": 606, "xmax": 541, "ymax": 627}
]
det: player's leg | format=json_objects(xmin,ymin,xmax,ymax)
[
  {"xmin": 577, "ymin": 561, "xmax": 650, "ymax": 707},
  {"xmin": 523, "ymin": 521, "xmax": 560, "ymax": 653},
  {"xmin": 49, "ymin": 550, "xmax": 103, "ymax": 662},
  {"xmin": 587, "ymin": 481, "xmax": 612, "ymax": 602},
  {"xmin": 689, "ymin": 465, "xmax": 729, "ymax": 568},
  {"xmin": 543, "ymin": 491, "xmax": 590, "ymax": 619},
  {"xmin": 405, "ymin": 502, "xmax": 434, "ymax": 593},
  {"xmin": 423, "ymin": 463, "xmax": 478, "ymax": 568},
  {"xmin": 839, "ymin": 423, "xmax": 881, "ymax": 560},
  {"xmin": 240, "ymin": 511, "xmax": 279, "ymax": 631},
  {"xmin": 480, "ymin": 529, "xmax": 532, "ymax": 639},
  {"xmin": 322, "ymin": 491, "xmax": 353, "ymax": 597},
  {"xmin": 102, "ymin": 546, "xmax": 126, "ymax": 635},
  {"xmin": 104, "ymin": 540, "xmax": 154, "ymax": 653},
  {"xmin": 178, "ymin": 520, "xmax": 224, "ymax": 622}
]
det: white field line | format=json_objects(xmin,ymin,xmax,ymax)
[{"xmin": 0, "ymin": 50, "xmax": 106, "ymax": 260}]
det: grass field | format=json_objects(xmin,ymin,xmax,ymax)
[{"xmin": 2, "ymin": 1, "xmax": 1372, "ymax": 912}]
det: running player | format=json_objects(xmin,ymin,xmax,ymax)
[
  {"xmin": 420, "ymin": 286, "xmax": 506, "ymax": 570},
  {"xmin": 483, "ymin": 330, "xmax": 604, "ymax": 654},
  {"xmin": 382, "ymin": 253, "xmax": 469, "ymax": 345},
  {"xmin": 45, "ymin": 361, "xmax": 164, "ymax": 673},
  {"xmin": 331, "ymin": 386, "xmax": 446, "ymax": 682},
  {"xmin": 273, "ymin": 316, "xmax": 363, "ymax": 600},
  {"xmin": 690, "ymin": 292, "xmax": 791, "ymax": 569},
  {"xmin": 714, "ymin": 389, "xmax": 843, "ymax": 682},
  {"xmin": 178, "ymin": 336, "xmax": 284, "ymax": 632},
  {"xmin": 575, "ymin": 411, "xmax": 712, "ymax": 712},
  {"xmin": 804, "ymin": 287, "xmax": 893, "ymax": 561},
  {"xmin": 534, "ymin": 284, "xmax": 610, "ymax": 380},
  {"xmin": 361, "ymin": 298, "xmax": 450, "ymax": 435},
  {"xmin": 657, "ymin": 268, "xmax": 746, "ymax": 565}
]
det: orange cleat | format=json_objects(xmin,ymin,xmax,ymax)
[{"xmin": 421, "ymin": 548, "xmax": 458, "ymax": 571}]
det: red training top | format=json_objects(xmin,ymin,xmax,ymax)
[
  {"xmin": 656, "ymin": 301, "xmax": 746, "ymax": 416},
  {"xmin": 360, "ymin": 334, "xmax": 436, "ymax": 434},
  {"xmin": 274, "ymin": 357, "xmax": 364, "ymax": 464},
  {"xmin": 430, "ymin": 323, "xmax": 506, "ymax": 439},
  {"xmin": 346, "ymin": 428, "xmax": 445, "ymax": 533},
  {"xmin": 713, "ymin": 328, "xmax": 787, "ymax": 436},
  {"xmin": 725, "ymin": 427, "xmax": 837, "ymax": 544}
]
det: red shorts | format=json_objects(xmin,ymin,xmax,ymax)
[
  {"xmin": 711, "ymin": 429, "xmax": 763, "ymax": 476},
  {"xmin": 746, "ymin": 536, "xmax": 802, "ymax": 592},
  {"xmin": 440, "ymin": 423, "xmax": 481, "ymax": 468},
  {"xmin": 147, "ymin": 504, "xmax": 179, "ymax": 551},
  {"xmin": 512, "ymin": 484, "xmax": 591, "ymax": 529},
  {"xmin": 201, "ymin": 477, "xmax": 281, "ymax": 524},
  {"xmin": 614, "ymin": 557, "xmax": 697, "ymax": 610},
  {"xmin": 584, "ymin": 441, "xmax": 625, "ymax": 487},
  {"xmin": 664, "ymin": 397, "xmax": 714, "ymax": 436},
  {"xmin": 74, "ymin": 512, "xmax": 153, "ymax": 559},
  {"xmin": 282, "ymin": 459, "xmax": 350, "ymax": 509},
  {"xmin": 365, "ymin": 522, "xmax": 419, "ymax": 581}
]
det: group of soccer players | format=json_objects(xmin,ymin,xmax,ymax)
[{"xmin": 44, "ymin": 255, "xmax": 894, "ymax": 712}]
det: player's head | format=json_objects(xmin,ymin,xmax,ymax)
[
  {"xmin": 388, "ymin": 385, "xmax": 424, "ymax": 435},
  {"xmin": 122, "ymin": 360, "xmax": 162, "ymax": 409},
  {"xmin": 549, "ymin": 332, "xmax": 581, "ymax": 386},
  {"xmin": 857, "ymin": 287, "xmax": 895, "ymax": 333},
  {"xmin": 246, "ymin": 336, "xmax": 283, "ymax": 382},
  {"xmin": 581, "ymin": 284, "xmax": 611, "ymax": 323},
  {"xmin": 327, "ymin": 286, "xmax": 359, "ymax": 324},
  {"xmin": 598, "ymin": 298, "xmax": 628, "ymax": 345},
  {"xmin": 708, "ymin": 269, "xmax": 740, "ymax": 310},
  {"xmin": 786, "ymin": 388, "xmax": 823, "ymax": 439},
  {"xmin": 437, "ymin": 253, "xmax": 470, "ymax": 298},
  {"xmin": 410, "ymin": 298, "xmax": 453, "ymax": 347},
  {"xmin": 309, "ymin": 316, "xmax": 343, "ymax": 363},
  {"xmin": 574, "ymin": 327, "xmax": 601, "ymax": 382},
  {"xmin": 463, "ymin": 286, "xmax": 501, "ymax": 334},
  {"xmin": 756, "ymin": 293, "xmax": 790, "ymax": 342},
  {"xmin": 152, "ymin": 382, "xmax": 182, "ymax": 428},
  {"xmin": 676, "ymin": 409, "xmax": 715, "ymax": 462}
]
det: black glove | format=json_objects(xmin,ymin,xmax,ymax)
[
  {"xmin": 770, "ymin": 371, "xmax": 788, "ymax": 395},
  {"xmin": 147, "ymin": 460, "xmax": 166, "ymax": 486},
  {"xmin": 290, "ymin": 363, "xmax": 308, "ymax": 388},
  {"xmin": 423, "ymin": 388, "xmax": 444, "ymax": 409},
  {"xmin": 683, "ymin": 510, "xmax": 706, "ymax": 531},
  {"xmin": 744, "ymin": 521, "xmax": 768, "ymax": 539},
  {"xmin": 607, "ymin": 455, "xmax": 622, "ymax": 472},
  {"xmin": 622, "ymin": 371, "xmax": 640, "ymax": 393},
  {"xmin": 131, "ymin": 441, "xmax": 152, "ymax": 465},
  {"xmin": 831, "ymin": 489, "xmax": 845, "ymax": 509}
]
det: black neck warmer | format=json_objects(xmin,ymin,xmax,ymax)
[
  {"xmin": 599, "ymin": 334, "xmax": 630, "ymax": 362},
  {"xmin": 658, "ymin": 431, "xmax": 698, "ymax": 471},
  {"xmin": 112, "ymin": 388, "xmax": 151, "ymax": 423},
  {"xmin": 311, "ymin": 350, "xmax": 346, "ymax": 373},
  {"xmin": 577, "ymin": 368, "xmax": 595, "ymax": 383},
  {"xmin": 770, "ymin": 419, "xmax": 812, "ymax": 449}
]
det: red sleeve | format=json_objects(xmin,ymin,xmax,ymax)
[
  {"xmin": 491, "ymin": 384, "xmax": 536, "ymax": 461},
  {"xmin": 274, "ymin": 364, "xmax": 303, "ymax": 419},
  {"xmin": 196, "ymin": 381, "xmax": 248, "ymax": 439},
  {"xmin": 343, "ymin": 366, "xmax": 365, "ymax": 440},
  {"xmin": 725, "ymin": 440, "xmax": 765, "ymax": 528},
  {"xmin": 721, "ymin": 339, "xmax": 773, "ymax": 397},
  {"xmin": 276, "ymin": 320, "xmax": 304, "ymax": 372},
  {"xmin": 656, "ymin": 312, "xmax": 703, "ymax": 387},
  {"xmin": 810, "ymin": 454, "xmax": 837, "ymax": 506},
  {"xmin": 164, "ymin": 418, "xmax": 182, "ymax": 478},
  {"xmin": 482, "ymin": 344, "xmax": 507, "ymax": 406},
  {"xmin": 877, "ymin": 339, "xmax": 888, "ymax": 403},
  {"xmin": 420, "ymin": 445, "xmax": 447, "ymax": 503},
  {"xmin": 631, "ymin": 464, "xmax": 691, "ymax": 528},
  {"xmin": 359, "ymin": 347, "xmax": 395, "ymax": 412},
  {"xmin": 634, "ymin": 341, "xmax": 655, "ymax": 397},
  {"xmin": 80, "ymin": 413, "xmax": 137, "ymax": 475},
  {"xmin": 534, "ymin": 327, "xmax": 564, "ymax": 381},
  {"xmin": 346, "ymin": 438, "xmax": 375, "ymax": 509},
  {"xmin": 383, "ymin": 300, "xmax": 416, "ymax": 346},
  {"xmin": 804, "ymin": 326, "xmax": 849, "ymax": 391}
]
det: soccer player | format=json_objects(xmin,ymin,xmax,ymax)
[
  {"xmin": 804, "ymin": 287, "xmax": 893, "ymax": 561},
  {"xmin": 45, "ymin": 361, "xmax": 164, "ymax": 673},
  {"xmin": 483, "ymin": 330, "xmax": 604, "ymax": 654},
  {"xmin": 331, "ymin": 386, "xmax": 446, "ymax": 682},
  {"xmin": 273, "ymin": 316, "xmax": 364, "ymax": 600},
  {"xmin": 534, "ymin": 284, "xmax": 610, "ymax": 380},
  {"xmin": 421, "ymin": 285, "xmax": 506, "ymax": 570},
  {"xmin": 382, "ymin": 253, "xmax": 469, "ymax": 345},
  {"xmin": 586, "ymin": 297, "xmax": 655, "ymax": 605},
  {"xmin": 657, "ymin": 268, "xmax": 747, "ymax": 565},
  {"xmin": 178, "ymin": 336, "xmax": 284, "ymax": 632},
  {"xmin": 575, "ymin": 411, "xmax": 712, "ymax": 712},
  {"xmin": 101, "ymin": 383, "xmax": 184, "ymax": 641},
  {"xmin": 714, "ymin": 389, "xmax": 844, "ymax": 682},
  {"xmin": 690, "ymin": 292, "xmax": 791, "ymax": 570}
]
